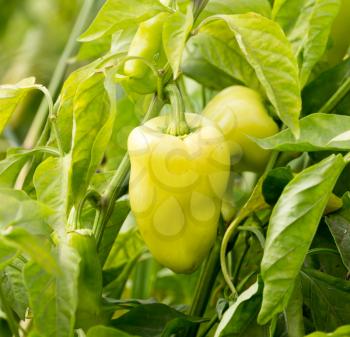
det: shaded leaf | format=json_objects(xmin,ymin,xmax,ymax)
[
  {"xmin": 258, "ymin": 154, "xmax": 345, "ymax": 324},
  {"xmin": 325, "ymin": 192, "xmax": 350, "ymax": 271},
  {"xmin": 87, "ymin": 325, "xmax": 138, "ymax": 337},
  {"xmin": 262, "ymin": 167, "xmax": 294, "ymax": 205},
  {"xmin": 301, "ymin": 268, "xmax": 350, "ymax": 331},
  {"xmin": 112, "ymin": 303, "xmax": 204, "ymax": 337},
  {"xmin": 302, "ymin": 58, "xmax": 350, "ymax": 116}
]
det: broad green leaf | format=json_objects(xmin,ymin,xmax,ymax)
[
  {"xmin": 325, "ymin": 192, "xmax": 350, "ymax": 271},
  {"xmin": 79, "ymin": 0, "xmax": 169, "ymax": 42},
  {"xmin": 283, "ymin": 276, "xmax": 304, "ymax": 337},
  {"xmin": 33, "ymin": 155, "xmax": 71, "ymax": 234},
  {"xmin": 0, "ymin": 77, "xmax": 35, "ymax": 135},
  {"xmin": 56, "ymin": 61, "xmax": 101, "ymax": 154},
  {"xmin": 24, "ymin": 243, "xmax": 80, "ymax": 337},
  {"xmin": 163, "ymin": 8, "xmax": 193, "ymax": 78},
  {"xmin": 111, "ymin": 303, "xmax": 204, "ymax": 337},
  {"xmin": 302, "ymin": 58, "xmax": 350, "ymax": 116},
  {"xmin": 0, "ymin": 227, "xmax": 57, "ymax": 275},
  {"xmin": 0, "ymin": 188, "xmax": 52, "ymax": 235},
  {"xmin": 305, "ymin": 325, "xmax": 350, "ymax": 337},
  {"xmin": 257, "ymin": 113, "xmax": 350, "ymax": 151},
  {"xmin": 273, "ymin": 0, "xmax": 342, "ymax": 86},
  {"xmin": 87, "ymin": 326, "xmax": 138, "ymax": 337},
  {"xmin": 98, "ymin": 199, "xmax": 130, "ymax": 266},
  {"xmin": 214, "ymin": 279, "xmax": 269, "ymax": 337},
  {"xmin": 258, "ymin": 154, "xmax": 345, "ymax": 324},
  {"xmin": 0, "ymin": 147, "xmax": 59, "ymax": 188},
  {"xmin": 183, "ymin": 32, "xmax": 260, "ymax": 90},
  {"xmin": 301, "ymin": 268, "xmax": 350, "ymax": 331},
  {"xmin": 199, "ymin": 0, "xmax": 272, "ymax": 20},
  {"xmin": 0, "ymin": 242, "xmax": 17, "ymax": 270},
  {"xmin": 200, "ymin": 13, "xmax": 301, "ymax": 135},
  {"xmin": 70, "ymin": 72, "xmax": 116, "ymax": 205},
  {"xmin": 1, "ymin": 258, "xmax": 28, "ymax": 320},
  {"xmin": 182, "ymin": 56, "xmax": 238, "ymax": 90}
]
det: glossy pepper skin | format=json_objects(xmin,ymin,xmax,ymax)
[
  {"xmin": 122, "ymin": 13, "xmax": 168, "ymax": 95},
  {"xmin": 128, "ymin": 113, "xmax": 230, "ymax": 273},
  {"xmin": 203, "ymin": 86, "xmax": 279, "ymax": 173},
  {"xmin": 67, "ymin": 229, "xmax": 104, "ymax": 330}
]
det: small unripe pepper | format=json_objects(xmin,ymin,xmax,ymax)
[{"xmin": 121, "ymin": 13, "xmax": 168, "ymax": 95}]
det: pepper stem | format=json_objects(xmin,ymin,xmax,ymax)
[{"xmin": 165, "ymin": 84, "xmax": 190, "ymax": 136}]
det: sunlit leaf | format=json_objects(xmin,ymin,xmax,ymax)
[{"xmin": 258, "ymin": 154, "xmax": 345, "ymax": 324}]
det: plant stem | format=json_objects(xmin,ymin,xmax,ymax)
[
  {"xmin": 184, "ymin": 228, "xmax": 223, "ymax": 337},
  {"xmin": 94, "ymin": 95, "xmax": 163, "ymax": 247},
  {"xmin": 23, "ymin": 0, "xmax": 97, "ymax": 149},
  {"xmin": 165, "ymin": 84, "xmax": 190, "ymax": 136},
  {"xmin": 197, "ymin": 314, "xmax": 218, "ymax": 337}
]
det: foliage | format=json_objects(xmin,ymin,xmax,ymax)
[{"xmin": 0, "ymin": 0, "xmax": 349, "ymax": 336}]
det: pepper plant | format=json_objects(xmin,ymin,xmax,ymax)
[{"xmin": 0, "ymin": 0, "xmax": 350, "ymax": 336}]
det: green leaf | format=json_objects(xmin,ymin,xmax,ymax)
[
  {"xmin": 301, "ymin": 268, "xmax": 350, "ymax": 331},
  {"xmin": 283, "ymin": 276, "xmax": 304, "ymax": 337},
  {"xmin": 199, "ymin": 0, "xmax": 272, "ymax": 20},
  {"xmin": 0, "ymin": 188, "xmax": 52, "ymax": 235},
  {"xmin": 214, "ymin": 278, "xmax": 269, "ymax": 337},
  {"xmin": 305, "ymin": 325, "xmax": 350, "ymax": 336},
  {"xmin": 24, "ymin": 243, "xmax": 80, "ymax": 337},
  {"xmin": 325, "ymin": 192, "xmax": 350, "ymax": 272},
  {"xmin": 79, "ymin": 0, "xmax": 169, "ymax": 42},
  {"xmin": 87, "ymin": 326, "xmax": 138, "ymax": 337},
  {"xmin": 302, "ymin": 58, "xmax": 350, "ymax": 116},
  {"xmin": 184, "ymin": 31, "xmax": 260, "ymax": 89},
  {"xmin": 273, "ymin": 0, "xmax": 342, "ymax": 87},
  {"xmin": 111, "ymin": 303, "xmax": 204, "ymax": 337},
  {"xmin": 257, "ymin": 113, "xmax": 350, "ymax": 151},
  {"xmin": 258, "ymin": 154, "xmax": 345, "ymax": 324},
  {"xmin": 262, "ymin": 167, "xmax": 294, "ymax": 205},
  {"xmin": 0, "ymin": 227, "xmax": 57, "ymax": 275},
  {"xmin": 98, "ymin": 199, "xmax": 130, "ymax": 266},
  {"xmin": 0, "ymin": 147, "xmax": 59, "ymax": 188},
  {"xmin": 163, "ymin": 8, "xmax": 193, "ymax": 78},
  {"xmin": 182, "ymin": 56, "xmax": 238, "ymax": 90},
  {"xmin": 1, "ymin": 258, "xmax": 28, "ymax": 319},
  {"xmin": 33, "ymin": 156, "xmax": 71, "ymax": 229},
  {"xmin": 0, "ymin": 77, "xmax": 36, "ymax": 135},
  {"xmin": 34, "ymin": 156, "xmax": 71, "ymax": 234},
  {"xmin": 200, "ymin": 13, "xmax": 301, "ymax": 135},
  {"xmin": 0, "ymin": 242, "xmax": 17, "ymax": 270},
  {"xmin": 70, "ymin": 72, "xmax": 116, "ymax": 205}
]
